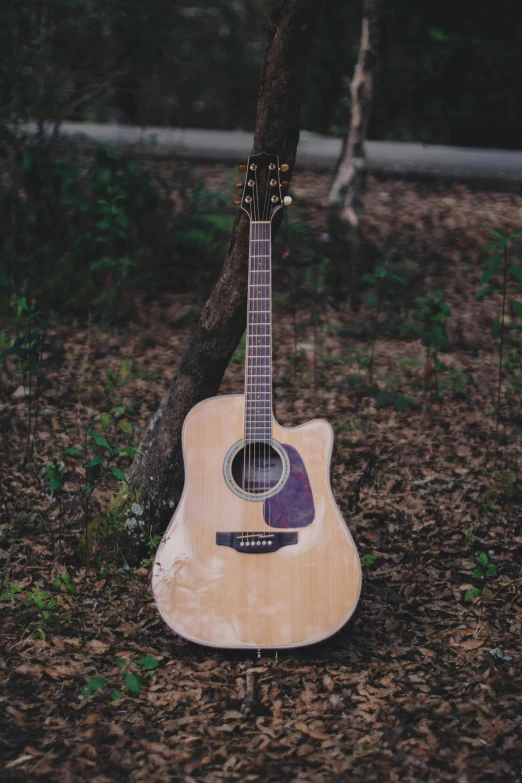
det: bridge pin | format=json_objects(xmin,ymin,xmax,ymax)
[
  {"xmin": 240, "ymin": 542, "xmax": 244, "ymax": 546},
  {"xmin": 246, "ymin": 542, "xmax": 250, "ymax": 546},
  {"xmin": 268, "ymin": 541, "xmax": 272, "ymax": 545},
  {"xmin": 257, "ymin": 541, "xmax": 261, "ymax": 545},
  {"xmin": 262, "ymin": 541, "xmax": 266, "ymax": 545}
]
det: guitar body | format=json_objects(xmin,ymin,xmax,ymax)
[{"xmin": 152, "ymin": 394, "xmax": 361, "ymax": 649}]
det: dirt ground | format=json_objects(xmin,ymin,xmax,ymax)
[{"xmin": 1, "ymin": 169, "xmax": 521, "ymax": 782}]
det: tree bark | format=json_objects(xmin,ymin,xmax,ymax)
[
  {"xmin": 119, "ymin": 0, "xmax": 325, "ymax": 532},
  {"xmin": 327, "ymin": 0, "xmax": 382, "ymax": 301}
]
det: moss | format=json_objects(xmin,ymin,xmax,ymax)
[{"xmin": 82, "ymin": 484, "xmax": 149, "ymax": 564}]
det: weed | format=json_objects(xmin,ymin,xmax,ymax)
[
  {"xmin": 81, "ymin": 655, "xmax": 160, "ymax": 701},
  {"xmin": 363, "ymin": 263, "xmax": 407, "ymax": 385},
  {"xmin": 464, "ymin": 552, "xmax": 497, "ymax": 601},
  {"xmin": 410, "ymin": 292, "xmax": 451, "ymax": 414},
  {"xmin": 0, "ymin": 140, "xmax": 228, "ymax": 316},
  {"xmin": 477, "ymin": 230, "xmax": 522, "ymax": 452},
  {"xmin": 4, "ymin": 296, "xmax": 62, "ymax": 458},
  {"xmin": 480, "ymin": 470, "xmax": 522, "ymax": 517}
]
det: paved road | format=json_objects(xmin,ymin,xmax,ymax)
[{"xmin": 50, "ymin": 121, "xmax": 522, "ymax": 188}]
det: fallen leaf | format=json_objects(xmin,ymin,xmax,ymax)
[{"xmin": 459, "ymin": 639, "xmax": 485, "ymax": 650}]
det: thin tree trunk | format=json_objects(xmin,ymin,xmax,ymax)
[
  {"xmin": 327, "ymin": 0, "xmax": 381, "ymax": 303},
  {"xmin": 113, "ymin": 0, "xmax": 325, "ymax": 533}
]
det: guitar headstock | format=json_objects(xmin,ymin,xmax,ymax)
[{"xmin": 234, "ymin": 152, "xmax": 291, "ymax": 221}]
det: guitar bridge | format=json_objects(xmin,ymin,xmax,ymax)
[{"xmin": 216, "ymin": 532, "xmax": 297, "ymax": 553}]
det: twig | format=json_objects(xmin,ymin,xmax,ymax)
[
  {"xmin": 29, "ymin": 747, "xmax": 54, "ymax": 775},
  {"xmin": 0, "ymin": 483, "xmax": 15, "ymax": 594},
  {"xmin": 494, "ymin": 243, "xmax": 508, "ymax": 461},
  {"xmin": 240, "ymin": 666, "xmax": 256, "ymax": 716},
  {"xmin": 0, "ymin": 543, "xmax": 14, "ymax": 595},
  {"xmin": 94, "ymin": 609, "xmax": 121, "ymax": 640},
  {"xmin": 411, "ymin": 475, "xmax": 438, "ymax": 486}
]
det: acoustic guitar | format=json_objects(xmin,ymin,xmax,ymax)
[{"xmin": 152, "ymin": 153, "xmax": 361, "ymax": 649}]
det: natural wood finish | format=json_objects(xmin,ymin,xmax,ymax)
[{"xmin": 152, "ymin": 395, "xmax": 361, "ymax": 649}]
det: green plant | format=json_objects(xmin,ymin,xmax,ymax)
[
  {"xmin": 464, "ymin": 552, "xmax": 497, "ymax": 601},
  {"xmin": 141, "ymin": 534, "xmax": 162, "ymax": 567},
  {"xmin": 373, "ymin": 391, "xmax": 416, "ymax": 412},
  {"xmin": 480, "ymin": 470, "xmax": 522, "ymax": 517},
  {"xmin": 477, "ymin": 230, "xmax": 522, "ymax": 451},
  {"xmin": 341, "ymin": 345, "xmax": 373, "ymax": 377},
  {"xmin": 412, "ymin": 292, "xmax": 451, "ymax": 355},
  {"xmin": 400, "ymin": 356, "xmax": 423, "ymax": 371},
  {"xmin": 26, "ymin": 585, "xmax": 59, "ymax": 634},
  {"xmin": 362, "ymin": 263, "xmax": 407, "ymax": 385},
  {"xmin": 363, "ymin": 264, "xmax": 407, "ymax": 312},
  {"xmin": 0, "ymin": 133, "xmax": 229, "ymax": 316},
  {"xmin": 45, "ymin": 458, "xmax": 65, "ymax": 495},
  {"xmin": 410, "ymin": 292, "xmax": 451, "ymax": 410},
  {"xmin": 362, "ymin": 554, "xmax": 378, "ymax": 567},
  {"xmin": 4, "ymin": 296, "xmax": 62, "ymax": 457},
  {"xmin": 21, "ymin": 572, "xmax": 80, "ymax": 637},
  {"xmin": 472, "ymin": 552, "xmax": 496, "ymax": 579},
  {"xmin": 52, "ymin": 572, "xmax": 78, "ymax": 597},
  {"xmin": 0, "ymin": 582, "xmax": 23, "ymax": 602},
  {"xmin": 231, "ymin": 333, "xmax": 246, "ymax": 365},
  {"xmin": 81, "ymin": 655, "xmax": 160, "ymax": 700}
]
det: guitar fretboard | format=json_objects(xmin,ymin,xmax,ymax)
[{"xmin": 245, "ymin": 221, "xmax": 272, "ymax": 444}]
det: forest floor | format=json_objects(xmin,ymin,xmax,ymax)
[{"xmin": 1, "ymin": 169, "xmax": 522, "ymax": 782}]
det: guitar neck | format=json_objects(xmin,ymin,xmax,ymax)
[{"xmin": 244, "ymin": 221, "xmax": 272, "ymax": 445}]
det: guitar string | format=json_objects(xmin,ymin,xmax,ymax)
[
  {"xmin": 251, "ymin": 171, "xmax": 260, "ymax": 535},
  {"xmin": 267, "ymin": 218, "xmax": 272, "ymax": 529},
  {"xmin": 244, "ymin": 166, "xmax": 275, "ymax": 542},
  {"xmin": 256, "ymin": 182, "xmax": 271, "ymax": 528},
  {"xmin": 247, "ymin": 175, "xmax": 255, "ymax": 528},
  {"xmin": 254, "ymin": 173, "xmax": 267, "ymax": 532},
  {"xmin": 259, "ymin": 174, "xmax": 265, "ymax": 510},
  {"xmin": 262, "ymin": 189, "xmax": 270, "ymax": 521},
  {"xmin": 251, "ymin": 213, "xmax": 257, "ymax": 527},
  {"xmin": 245, "ymin": 181, "xmax": 257, "ymax": 535},
  {"xmin": 247, "ymin": 184, "xmax": 256, "ymax": 529},
  {"xmin": 261, "ymin": 179, "xmax": 271, "ymax": 522},
  {"xmin": 243, "ymin": 216, "xmax": 251, "ymax": 535},
  {"xmin": 257, "ymin": 172, "xmax": 265, "ymax": 530}
]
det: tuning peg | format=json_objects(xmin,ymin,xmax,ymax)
[
  {"xmin": 281, "ymin": 181, "xmax": 290, "ymax": 189},
  {"xmin": 280, "ymin": 164, "xmax": 290, "ymax": 172},
  {"xmin": 235, "ymin": 183, "xmax": 244, "ymax": 189},
  {"xmin": 283, "ymin": 196, "xmax": 292, "ymax": 207},
  {"xmin": 239, "ymin": 164, "xmax": 247, "ymax": 173},
  {"xmin": 233, "ymin": 199, "xmax": 242, "ymax": 205}
]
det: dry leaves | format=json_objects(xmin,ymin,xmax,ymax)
[{"xmin": 1, "ymin": 170, "xmax": 522, "ymax": 782}]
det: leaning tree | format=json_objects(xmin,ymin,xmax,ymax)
[{"xmin": 92, "ymin": 0, "xmax": 328, "ymax": 543}]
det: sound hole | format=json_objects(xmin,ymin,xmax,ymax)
[{"xmin": 231, "ymin": 442, "xmax": 283, "ymax": 494}]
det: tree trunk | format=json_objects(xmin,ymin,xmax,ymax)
[
  {"xmin": 327, "ymin": 0, "xmax": 382, "ymax": 303},
  {"xmin": 106, "ymin": 0, "xmax": 325, "ymax": 537}
]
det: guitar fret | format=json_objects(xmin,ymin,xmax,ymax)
[{"xmin": 246, "ymin": 220, "xmax": 273, "ymax": 439}]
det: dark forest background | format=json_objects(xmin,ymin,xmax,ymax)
[{"xmin": 2, "ymin": 0, "xmax": 521, "ymax": 149}]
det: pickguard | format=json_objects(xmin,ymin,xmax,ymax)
[{"xmin": 263, "ymin": 444, "xmax": 315, "ymax": 528}]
